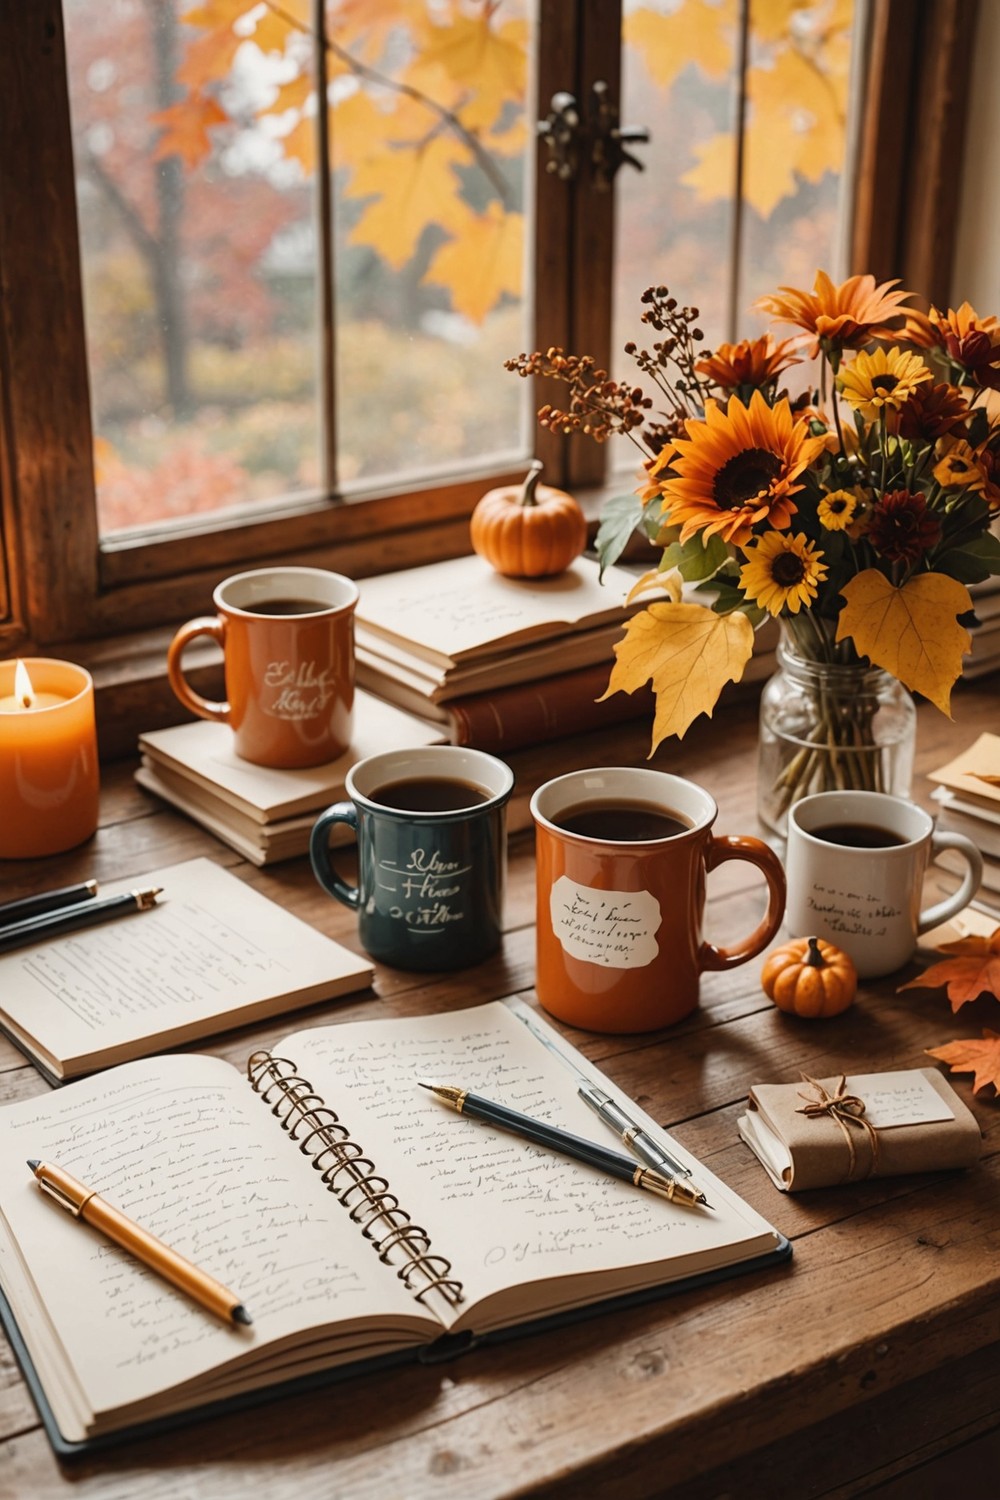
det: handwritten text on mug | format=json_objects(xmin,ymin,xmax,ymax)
[{"xmin": 549, "ymin": 878, "xmax": 661, "ymax": 969}]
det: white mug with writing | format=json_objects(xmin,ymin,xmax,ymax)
[{"xmin": 785, "ymin": 790, "xmax": 983, "ymax": 978}]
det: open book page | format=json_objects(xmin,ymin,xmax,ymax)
[
  {"xmin": 280, "ymin": 1003, "xmax": 780, "ymax": 1334},
  {"xmin": 0, "ymin": 859, "xmax": 373, "ymax": 1079},
  {"xmin": 356, "ymin": 555, "xmax": 643, "ymax": 665},
  {"xmin": 0, "ymin": 1055, "xmax": 435, "ymax": 1441}
]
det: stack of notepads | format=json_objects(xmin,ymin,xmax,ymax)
[
  {"xmin": 929, "ymin": 731, "xmax": 1000, "ymax": 911},
  {"xmin": 354, "ymin": 553, "xmax": 657, "ymax": 751},
  {"xmin": 136, "ymin": 690, "xmax": 444, "ymax": 865}
]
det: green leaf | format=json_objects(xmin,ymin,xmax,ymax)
[
  {"xmin": 935, "ymin": 533, "xmax": 1000, "ymax": 584},
  {"xmin": 659, "ymin": 531, "xmax": 730, "ymax": 582},
  {"xmin": 595, "ymin": 493, "xmax": 645, "ymax": 580}
]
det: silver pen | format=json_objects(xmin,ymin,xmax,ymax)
[{"xmin": 578, "ymin": 1081, "xmax": 694, "ymax": 1181}]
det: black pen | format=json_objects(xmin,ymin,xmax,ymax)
[
  {"xmin": 0, "ymin": 880, "xmax": 98, "ymax": 929},
  {"xmin": 0, "ymin": 887, "xmax": 163, "ymax": 954},
  {"xmin": 419, "ymin": 1081, "xmax": 710, "ymax": 1209}
]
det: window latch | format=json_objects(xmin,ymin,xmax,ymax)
[{"xmin": 538, "ymin": 81, "xmax": 649, "ymax": 190}]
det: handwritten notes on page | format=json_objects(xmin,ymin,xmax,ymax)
[{"xmin": 0, "ymin": 858, "xmax": 372, "ymax": 1079}]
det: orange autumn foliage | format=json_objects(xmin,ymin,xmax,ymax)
[
  {"xmin": 926, "ymin": 1031, "xmax": 1000, "ymax": 1095},
  {"xmin": 899, "ymin": 928, "xmax": 1000, "ymax": 1012}
]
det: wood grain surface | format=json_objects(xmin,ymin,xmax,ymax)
[{"xmin": 0, "ymin": 683, "xmax": 997, "ymax": 1499}]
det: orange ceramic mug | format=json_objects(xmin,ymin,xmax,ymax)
[
  {"xmin": 531, "ymin": 767, "xmax": 786, "ymax": 1033},
  {"xmin": 167, "ymin": 566, "xmax": 359, "ymax": 769}
]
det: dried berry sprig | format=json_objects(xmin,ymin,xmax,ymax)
[{"xmin": 504, "ymin": 348, "xmax": 654, "ymax": 448}]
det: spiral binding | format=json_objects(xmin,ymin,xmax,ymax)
[{"xmin": 247, "ymin": 1050, "xmax": 465, "ymax": 1309}]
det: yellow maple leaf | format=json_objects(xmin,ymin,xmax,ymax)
[
  {"xmin": 836, "ymin": 570, "xmax": 972, "ymax": 716},
  {"xmin": 151, "ymin": 95, "xmax": 227, "ymax": 170},
  {"xmin": 330, "ymin": 91, "xmax": 391, "ymax": 173},
  {"xmin": 600, "ymin": 603, "xmax": 755, "ymax": 752},
  {"xmin": 181, "ymin": 0, "xmax": 250, "ymax": 27},
  {"xmin": 421, "ymin": 205, "xmax": 522, "ymax": 324},
  {"xmin": 346, "ymin": 135, "xmax": 470, "ymax": 270},
  {"xmin": 177, "ymin": 24, "xmax": 243, "ymax": 90},
  {"xmin": 263, "ymin": 71, "xmax": 315, "ymax": 119},
  {"xmin": 408, "ymin": 14, "xmax": 528, "ymax": 133},
  {"xmin": 750, "ymin": 0, "xmax": 808, "ymax": 43},
  {"xmin": 626, "ymin": 0, "xmax": 735, "ymax": 90},
  {"xmin": 251, "ymin": 0, "xmax": 308, "ymax": 54},
  {"xmin": 749, "ymin": 49, "xmax": 846, "ymax": 185},
  {"xmin": 281, "ymin": 113, "xmax": 316, "ymax": 176}
]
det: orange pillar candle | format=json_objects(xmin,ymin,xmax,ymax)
[{"xmin": 0, "ymin": 659, "xmax": 100, "ymax": 859}]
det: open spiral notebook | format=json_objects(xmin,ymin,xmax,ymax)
[{"xmin": 0, "ymin": 999, "xmax": 788, "ymax": 1456}]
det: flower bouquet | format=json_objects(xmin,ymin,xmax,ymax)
[{"xmin": 506, "ymin": 273, "xmax": 1000, "ymax": 831}]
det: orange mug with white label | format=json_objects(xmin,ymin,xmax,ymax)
[
  {"xmin": 531, "ymin": 768, "xmax": 786, "ymax": 1033},
  {"xmin": 167, "ymin": 566, "xmax": 359, "ymax": 769}
]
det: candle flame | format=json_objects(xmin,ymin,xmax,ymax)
[{"xmin": 14, "ymin": 659, "xmax": 34, "ymax": 710}]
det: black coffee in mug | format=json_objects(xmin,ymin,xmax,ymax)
[
  {"xmin": 556, "ymin": 800, "xmax": 692, "ymax": 842},
  {"xmin": 810, "ymin": 821, "xmax": 909, "ymax": 849},
  {"xmin": 373, "ymin": 777, "xmax": 491, "ymax": 813},
  {"xmin": 251, "ymin": 598, "xmax": 329, "ymax": 616}
]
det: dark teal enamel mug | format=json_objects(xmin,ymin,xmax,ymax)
[{"xmin": 310, "ymin": 746, "xmax": 514, "ymax": 970}]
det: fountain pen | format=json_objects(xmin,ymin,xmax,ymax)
[{"xmin": 418, "ymin": 1081, "xmax": 710, "ymax": 1209}]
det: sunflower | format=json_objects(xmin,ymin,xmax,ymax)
[
  {"xmin": 867, "ymin": 490, "xmax": 942, "ymax": 565},
  {"xmin": 739, "ymin": 532, "xmax": 828, "ymax": 616},
  {"xmin": 754, "ymin": 271, "xmax": 913, "ymax": 358},
  {"xmin": 837, "ymin": 347, "xmax": 931, "ymax": 422},
  {"xmin": 657, "ymin": 391, "xmax": 827, "ymax": 546},
  {"xmin": 817, "ymin": 488, "xmax": 857, "ymax": 530},
  {"xmin": 695, "ymin": 335, "xmax": 799, "ymax": 391}
]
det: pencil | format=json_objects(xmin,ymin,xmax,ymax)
[{"xmin": 0, "ymin": 887, "xmax": 162, "ymax": 954}]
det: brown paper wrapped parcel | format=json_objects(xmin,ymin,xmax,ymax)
[{"xmin": 738, "ymin": 1070, "xmax": 981, "ymax": 1192}]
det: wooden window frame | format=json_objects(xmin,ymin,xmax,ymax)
[{"xmin": 0, "ymin": 0, "xmax": 978, "ymax": 664}]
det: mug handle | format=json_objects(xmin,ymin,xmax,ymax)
[
  {"xmin": 167, "ymin": 616, "xmax": 230, "ymax": 724},
  {"xmin": 918, "ymin": 830, "xmax": 984, "ymax": 933},
  {"xmin": 310, "ymin": 803, "xmax": 360, "ymax": 909},
  {"xmin": 699, "ymin": 834, "xmax": 787, "ymax": 972}
]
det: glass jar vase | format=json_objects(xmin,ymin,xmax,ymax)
[{"xmin": 757, "ymin": 633, "xmax": 917, "ymax": 837}]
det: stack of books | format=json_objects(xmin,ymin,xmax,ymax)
[
  {"xmin": 929, "ymin": 731, "xmax": 1000, "ymax": 912},
  {"xmin": 353, "ymin": 553, "xmax": 659, "ymax": 753},
  {"xmin": 966, "ymin": 577, "xmax": 1000, "ymax": 678},
  {"xmin": 136, "ymin": 691, "xmax": 444, "ymax": 865}
]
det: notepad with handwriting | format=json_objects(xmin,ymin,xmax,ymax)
[
  {"xmin": 0, "ymin": 857, "xmax": 372, "ymax": 1082},
  {"xmin": 0, "ymin": 999, "xmax": 787, "ymax": 1455}
]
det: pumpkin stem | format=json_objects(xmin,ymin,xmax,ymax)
[
  {"xmin": 520, "ymin": 460, "xmax": 545, "ymax": 507},
  {"xmin": 805, "ymin": 936, "xmax": 825, "ymax": 968}
]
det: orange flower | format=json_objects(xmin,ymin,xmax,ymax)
[
  {"xmin": 896, "ymin": 381, "xmax": 969, "ymax": 441},
  {"xmin": 913, "ymin": 303, "xmax": 1000, "ymax": 389},
  {"xmin": 656, "ymin": 392, "xmax": 827, "ymax": 546},
  {"xmin": 695, "ymin": 335, "xmax": 800, "ymax": 390},
  {"xmin": 754, "ymin": 270, "xmax": 913, "ymax": 357},
  {"xmin": 975, "ymin": 441, "xmax": 1000, "ymax": 511}
]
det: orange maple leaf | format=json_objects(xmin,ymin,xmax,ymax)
[
  {"xmin": 926, "ymin": 1030, "xmax": 1000, "ymax": 1094},
  {"xmin": 151, "ymin": 95, "xmax": 227, "ymax": 170},
  {"xmin": 899, "ymin": 927, "xmax": 1000, "ymax": 1011}
]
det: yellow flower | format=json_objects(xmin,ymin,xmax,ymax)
[
  {"xmin": 837, "ymin": 347, "xmax": 931, "ymax": 422},
  {"xmin": 817, "ymin": 488, "xmax": 857, "ymax": 530},
  {"xmin": 933, "ymin": 438, "xmax": 985, "ymax": 491},
  {"xmin": 754, "ymin": 271, "xmax": 913, "ymax": 357},
  {"xmin": 657, "ymin": 391, "xmax": 827, "ymax": 547},
  {"xmin": 739, "ymin": 532, "xmax": 828, "ymax": 616}
]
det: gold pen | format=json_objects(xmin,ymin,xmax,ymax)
[{"xmin": 27, "ymin": 1160, "xmax": 252, "ymax": 1328}]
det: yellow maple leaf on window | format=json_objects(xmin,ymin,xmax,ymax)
[
  {"xmin": 600, "ymin": 602, "xmax": 755, "ymax": 752},
  {"xmin": 345, "ymin": 135, "xmax": 471, "ymax": 270},
  {"xmin": 836, "ymin": 570, "xmax": 972, "ymax": 715},
  {"xmin": 625, "ymin": 0, "xmax": 735, "ymax": 90},
  {"xmin": 408, "ymin": 14, "xmax": 527, "ymax": 133},
  {"xmin": 421, "ymin": 204, "xmax": 522, "ymax": 325}
]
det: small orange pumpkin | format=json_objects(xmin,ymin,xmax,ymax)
[
  {"xmin": 761, "ymin": 935, "xmax": 858, "ymax": 1018},
  {"xmin": 470, "ymin": 460, "xmax": 587, "ymax": 578}
]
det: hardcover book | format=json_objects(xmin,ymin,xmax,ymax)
[{"xmin": 0, "ymin": 999, "xmax": 787, "ymax": 1455}]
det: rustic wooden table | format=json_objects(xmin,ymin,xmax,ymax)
[{"xmin": 1, "ymin": 684, "xmax": 998, "ymax": 1500}]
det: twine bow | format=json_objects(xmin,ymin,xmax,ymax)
[{"xmin": 796, "ymin": 1073, "xmax": 881, "ymax": 1181}]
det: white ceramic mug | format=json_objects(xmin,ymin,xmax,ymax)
[{"xmin": 785, "ymin": 790, "xmax": 983, "ymax": 979}]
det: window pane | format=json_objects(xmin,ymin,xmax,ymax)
[
  {"xmin": 64, "ymin": 1, "xmax": 536, "ymax": 536},
  {"xmin": 65, "ymin": 0, "xmax": 322, "ymax": 535},
  {"xmin": 328, "ymin": 1, "xmax": 535, "ymax": 489},
  {"xmin": 612, "ymin": 0, "xmax": 857, "ymax": 474}
]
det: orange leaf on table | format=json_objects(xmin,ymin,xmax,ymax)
[
  {"xmin": 926, "ymin": 1030, "xmax": 1000, "ymax": 1094},
  {"xmin": 899, "ymin": 927, "xmax": 1000, "ymax": 1010},
  {"xmin": 836, "ymin": 569, "xmax": 972, "ymax": 715},
  {"xmin": 600, "ymin": 602, "xmax": 754, "ymax": 752}
]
